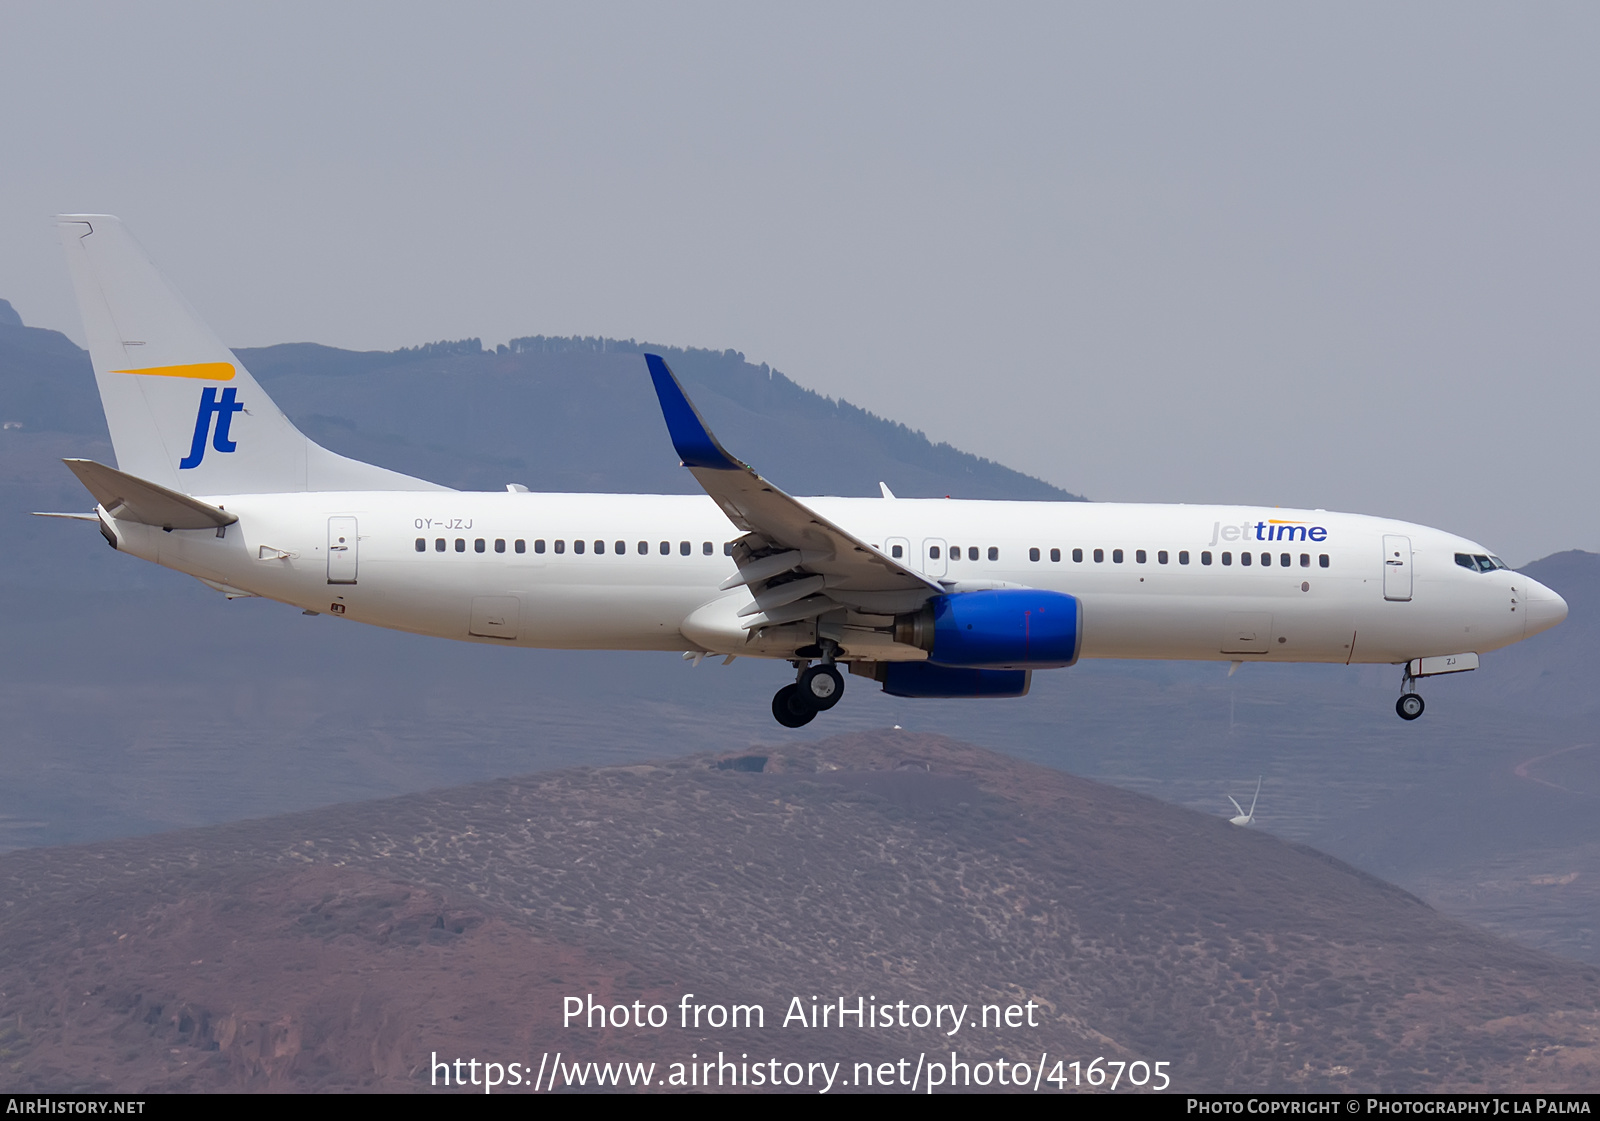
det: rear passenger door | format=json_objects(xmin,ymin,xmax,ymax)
[{"xmin": 327, "ymin": 517, "xmax": 358, "ymax": 584}]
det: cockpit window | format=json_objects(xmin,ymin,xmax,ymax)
[{"xmin": 1456, "ymin": 552, "xmax": 1503, "ymax": 574}]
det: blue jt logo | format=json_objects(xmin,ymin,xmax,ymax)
[{"xmin": 179, "ymin": 386, "xmax": 244, "ymax": 469}]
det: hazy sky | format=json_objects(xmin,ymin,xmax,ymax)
[{"xmin": 3, "ymin": 3, "xmax": 1596, "ymax": 562}]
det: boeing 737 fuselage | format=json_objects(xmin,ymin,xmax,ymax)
[{"xmin": 46, "ymin": 216, "xmax": 1568, "ymax": 726}]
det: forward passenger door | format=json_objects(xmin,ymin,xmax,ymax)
[{"xmin": 1383, "ymin": 535, "xmax": 1412, "ymax": 602}]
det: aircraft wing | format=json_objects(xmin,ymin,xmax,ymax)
[{"xmin": 646, "ymin": 354, "xmax": 940, "ymax": 625}]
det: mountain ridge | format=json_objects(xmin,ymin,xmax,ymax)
[
  {"xmin": 2, "ymin": 296, "xmax": 1596, "ymax": 994},
  {"xmin": 0, "ymin": 304, "xmax": 1082, "ymax": 501}
]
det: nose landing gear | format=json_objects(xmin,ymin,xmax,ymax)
[
  {"xmin": 1396, "ymin": 692, "xmax": 1425, "ymax": 720},
  {"xmin": 770, "ymin": 655, "xmax": 845, "ymax": 727},
  {"xmin": 1395, "ymin": 665, "xmax": 1425, "ymax": 721}
]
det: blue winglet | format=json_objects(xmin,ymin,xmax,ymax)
[{"xmin": 646, "ymin": 353, "xmax": 742, "ymax": 471}]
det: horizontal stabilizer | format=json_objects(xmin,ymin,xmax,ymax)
[
  {"xmin": 30, "ymin": 511, "xmax": 99, "ymax": 521},
  {"xmin": 63, "ymin": 458, "xmax": 238, "ymax": 530},
  {"xmin": 196, "ymin": 576, "xmax": 258, "ymax": 599}
]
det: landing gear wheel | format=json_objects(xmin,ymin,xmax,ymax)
[
  {"xmin": 798, "ymin": 664, "xmax": 844, "ymax": 711},
  {"xmin": 1396, "ymin": 693, "xmax": 1425, "ymax": 721},
  {"xmin": 772, "ymin": 684, "xmax": 816, "ymax": 728}
]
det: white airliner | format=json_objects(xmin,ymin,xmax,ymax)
[{"xmin": 44, "ymin": 216, "xmax": 1567, "ymax": 727}]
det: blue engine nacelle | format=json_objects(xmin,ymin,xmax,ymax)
[
  {"xmin": 894, "ymin": 589, "xmax": 1082, "ymax": 669},
  {"xmin": 876, "ymin": 662, "xmax": 1031, "ymax": 698}
]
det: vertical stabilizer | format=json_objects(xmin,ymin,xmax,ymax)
[{"xmin": 55, "ymin": 215, "xmax": 447, "ymax": 495}]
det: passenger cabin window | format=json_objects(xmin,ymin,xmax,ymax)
[
  {"xmin": 1179, "ymin": 550, "xmax": 1190, "ymax": 565},
  {"xmin": 455, "ymin": 538, "xmax": 465, "ymax": 553},
  {"xmin": 1093, "ymin": 548, "xmax": 1104, "ymax": 563},
  {"xmin": 1319, "ymin": 554, "xmax": 1329, "ymax": 568},
  {"xmin": 415, "ymin": 538, "xmax": 426, "ymax": 552},
  {"xmin": 1239, "ymin": 552, "xmax": 1249, "ymax": 566},
  {"xmin": 638, "ymin": 541, "xmax": 648, "ymax": 555},
  {"xmin": 1050, "ymin": 548, "xmax": 1061, "ymax": 562},
  {"xmin": 1299, "ymin": 553, "xmax": 1309, "ymax": 567},
  {"xmin": 987, "ymin": 547, "xmax": 998, "ymax": 561},
  {"xmin": 892, "ymin": 544, "xmax": 904, "ymax": 558},
  {"xmin": 679, "ymin": 541, "xmax": 691, "ymax": 556},
  {"xmin": 593, "ymin": 540, "xmax": 604, "ymax": 554},
  {"xmin": 971, "ymin": 547, "xmax": 981, "ymax": 561},
  {"xmin": 1259, "ymin": 552, "xmax": 1270, "ymax": 566},
  {"xmin": 616, "ymin": 541, "xmax": 626, "ymax": 555},
  {"xmin": 1280, "ymin": 553, "xmax": 1291, "ymax": 567},
  {"xmin": 555, "ymin": 540, "xmax": 566, "ymax": 554},
  {"xmin": 475, "ymin": 538, "xmax": 486, "ymax": 553},
  {"xmin": 1223, "ymin": 552, "xmax": 1233, "ymax": 566},
  {"xmin": 1201, "ymin": 551, "xmax": 1213, "ymax": 565},
  {"xmin": 1029, "ymin": 547, "xmax": 1040, "ymax": 562},
  {"xmin": 1073, "ymin": 548, "xmax": 1083, "ymax": 563},
  {"xmin": 1136, "ymin": 549, "xmax": 1147, "ymax": 564},
  {"xmin": 495, "ymin": 539, "xmax": 506, "ymax": 553},
  {"xmin": 435, "ymin": 538, "xmax": 446, "ymax": 552},
  {"xmin": 1158, "ymin": 550, "xmax": 1169, "ymax": 564},
  {"xmin": 516, "ymin": 539, "xmax": 527, "ymax": 553},
  {"xmin": 1112, "ymin": 549, "xmax": 1123, "ymax": 563},
  {"xmin": 703, "ymin": 542, "xmax": 713, "ymax": 555},
  {"xmin": 574, "ymin": 540, "xmax": 585, "ymax": 554},
  {"xmin": 929, "ymin": 546, "xmax": 941, "ymax": 559},
  {"xmin": 660, "ymin": 541, "xmax": 670, "ymax": 555},
  {"xmin": 724, "ymin": 543, "xmax": 734, "ymax": 556}
]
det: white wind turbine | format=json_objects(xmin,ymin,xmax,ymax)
[{"xmin": 1228, "ymin": 777, "xmax": 1262, "ymax": 826}]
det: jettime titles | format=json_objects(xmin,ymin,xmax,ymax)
[{"xmin": 1208, "ymin": 520, "xmax": 1328, "ymax": 547}]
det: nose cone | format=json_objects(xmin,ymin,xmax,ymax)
[{"xmin": 1522, "ymin": 576, "xmax": 1569, "ymax": 639}]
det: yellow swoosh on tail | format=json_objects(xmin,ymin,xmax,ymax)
[{"xmin": 110, "ymin": 362, "xmax": 235, "ymax": 381}]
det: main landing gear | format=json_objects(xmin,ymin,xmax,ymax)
[
  {"xmin": 1395, "ymin": 666, "xmax": 1425, "ymax": 721},
  {"xmin": 771, "ymin": 659, "xmax": 844, "ymax": 728}
]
